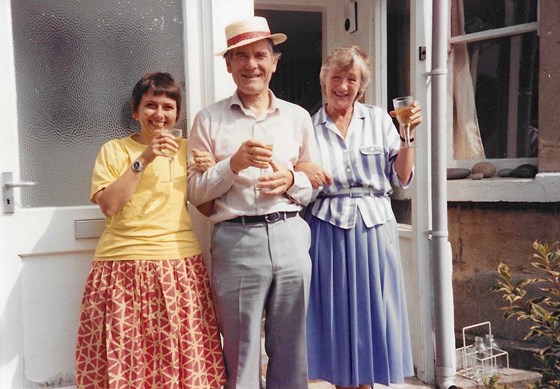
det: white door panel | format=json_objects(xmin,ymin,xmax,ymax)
[
  {"xmin": 1, "ymin": 207, "xmax": 101, "ymax": 388},
  {"xmin": 22, "ymin": 253, "xmax": 92, "ymax": 386},
  {"xmin": 8, "ymin": 208, "xmax": 103, "ymax": 257}
]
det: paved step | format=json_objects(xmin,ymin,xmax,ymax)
[
  {"xmin": 261, "ymin": 333, "xmax": 540, "ymax": 389},
  {"xmin": 308, "ymin": 369, "xmax": 540, "ymax": 388},
  {"xmin": 454, "ymin": 368, "xmax": 541, "ymax": 388},
  {"xmin": 309, "ymin": 376, "xmax": 433, "ymax": 388}
]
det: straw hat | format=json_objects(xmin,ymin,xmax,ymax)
[{"xmin": 216, "ymin": 16, "xmax": 287, "ymax": 56}]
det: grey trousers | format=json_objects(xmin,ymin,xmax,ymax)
[{"xmin": 211, "ymin": 215, "xmax": 312, "ymax": 389}]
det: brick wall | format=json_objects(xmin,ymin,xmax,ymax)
[{"xmin": 449, "ymin": 202, "xmax": 560, "ymax": 368}]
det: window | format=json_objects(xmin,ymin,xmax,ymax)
[
  {"xmin": 449, "ymin": 0, "xmax": 538, "ymax": 161},
  {"xmin": 11, "ymin": 0, "xmax": 185, "ymax": 207}
]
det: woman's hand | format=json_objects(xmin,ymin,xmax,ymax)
[
  {"xmin": 391, "ymin": 101, "xmax": 421, "ymax": 184},
  {"xmin": 138, "ymin": 131, "xmax": 180, "ymax": 164},
  {"xmin": 408, "ymin": 101, "xmax": 422, "ymax": 133},
  {"xmin": 294, "ymin": 162, "xmax": 333, "ymax": 188},
  {"xmin": 192, "ymin": 149, "xmax": 216, "ymax": 172}
]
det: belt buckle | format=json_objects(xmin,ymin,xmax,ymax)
[
  {"xmin": 264, "ymin": 212, "xmax": 281, "ymax": 223},
  {"xmin": 350, "ymin": 187, "xmax": 363, "ymax": 198}
]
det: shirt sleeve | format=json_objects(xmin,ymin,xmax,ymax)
[
  {"xmin": 90, "ymin": 140, "xmax": 129, "ymax": 203},
  {"xmin": 186, "ymin": 109, "xmax": 238, "ymax": 206},
  {"xmin": 284, "ymin": 112, "xmax": 316, "ymax": 206}
]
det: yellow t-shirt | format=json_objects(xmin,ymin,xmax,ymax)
[{"xmin": 91, "ymin": 136, "xmax": 201, "ymax": 260}]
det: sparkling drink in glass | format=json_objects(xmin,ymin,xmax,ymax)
[
  {"xmin": 163, "ymin": 128, "xmax": 182, "ymax": 182},
  {"xmin": 392, "ymin": 96, "xmax": 415, "ymax": 148},
  {"xmin": 258, "ymin": 144, "xmax": 274, "ymax": 192}
]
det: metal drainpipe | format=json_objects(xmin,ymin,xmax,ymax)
[{"xmin": 431, "ymin": 0, "xmax": 457, "ymax": 388}]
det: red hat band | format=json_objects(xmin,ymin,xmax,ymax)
[{"xmin": 226, "ymin": 31, "xmax": 272, "ymax": 48}]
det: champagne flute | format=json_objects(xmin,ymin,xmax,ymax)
[
  {"xmin": 392, "ymin": 96, "xmax": 415, "ymax": 148},
  {"xmin": 163, "ymin": 128, "xmax": 182, "ymax": 182},
  {"xmin": 258, "ymin": 144, "xmax": 274, "ymax": 192}
]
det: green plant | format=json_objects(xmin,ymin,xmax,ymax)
[
  {"xmin": 493, "ymin": 240, "xmax": 560, "ymax": 389},
  {"xmin": 483, "ymin": 373, "xmax": 511, "ymax": 389}
]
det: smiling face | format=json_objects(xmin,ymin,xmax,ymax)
[
  {"xmin": 132, "ymin": 89, "xmax": 178, "ymax": 139},
  {"xmin": 226, "ymin": 39, "xmax": 278, "ymax": 101},
  {"xmin": 319, "ymin": 46, "xmax": 372, "ymax": 111},
  {"xmin": 324, "ymin": 64, "xmax": 362, "ymax": 112}
]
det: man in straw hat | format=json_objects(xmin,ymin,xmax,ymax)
[{"xmin": 187, "ymin": 15, "xmax": 321, "ymax": 389}]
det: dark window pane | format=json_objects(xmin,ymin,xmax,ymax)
[
  {"xmin": 255, "ymin": 9, "xmax": 322, "ymax": 116},
  {"xmin": 469, "ymin": 33, "xmax": 539, "ymax": 158},
  {"xmin": 458, "ymin": 0, "xmax": 537, "ymax": 36}
]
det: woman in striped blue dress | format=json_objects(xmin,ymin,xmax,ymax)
[{"xmin": 296, "ymin": 45, "xmax": 423, "ymax": 389}]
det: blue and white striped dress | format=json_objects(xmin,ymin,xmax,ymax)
[{"xmin": 305, "ymin": 102, "xmax": 414, "ymax": 386}]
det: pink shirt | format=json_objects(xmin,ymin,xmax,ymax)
[{"xmin": 187, "ymin": 91, "xmax": 316, "ymax": 224}]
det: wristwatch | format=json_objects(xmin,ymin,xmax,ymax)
[{"xmin": 131, "ymin": 160, "xmax": 144, "ymax": 172}]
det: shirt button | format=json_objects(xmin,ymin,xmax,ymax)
[{"xmin": 346, "ymin": 168, "xmax": 351, "ymax": 173}]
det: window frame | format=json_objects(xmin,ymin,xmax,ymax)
[
  {"xmin": 448, "ymin": 21, "xmax": 539, "ymax": 167},
  {"xmin": 443, "ymin": 7, "xmax": 557, "ymax": 203}
]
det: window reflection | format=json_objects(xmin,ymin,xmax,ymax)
[{"xmin": 451, "ymin": 0, "xmax": 539, "ymax": 160}]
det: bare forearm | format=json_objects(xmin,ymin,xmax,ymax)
[
  {"xmin": 94, "ymin": 167, "xmax": 142, "ymax": 216},
  {"xmin": 95, "ymin": 142, "xmax": 158, "ymax": 216},
  {"xmin": 395, "ymin": 146, "xmax": 414, "ymax": 184}
]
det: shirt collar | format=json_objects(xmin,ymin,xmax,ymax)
[
  {"xmin": 313, "ymin": 100, "xmax": 367, "ymax": 126},
  {"xmin": 229, "ymin": 89, "xmax": 279, "ymax": 118},
  {"xmin": 353, "ymin": 101, "xmax": 368, "ymax": 120}
]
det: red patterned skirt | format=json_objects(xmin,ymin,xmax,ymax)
[{"xmin": 75, "ymin": 255, "xmax": 226, "ymax": 389}]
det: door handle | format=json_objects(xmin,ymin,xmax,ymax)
[{"xmin": 2, "ymin": 172, "xmax": 36, "ymax": 213}]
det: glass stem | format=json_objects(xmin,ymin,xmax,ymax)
[
  {"xmin": 405, "ymin": 124, "xmax": 411, "ymax": 147},
  {"xmin": 169, "ymin": 157, "xmax": 174, "ymax": 182}
]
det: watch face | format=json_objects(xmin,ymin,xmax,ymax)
[{"xmin": 132, "ymin": 161, "xmax": 143, "ymax": 172}]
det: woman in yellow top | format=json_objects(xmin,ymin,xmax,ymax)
[{"xmin": 75, "ymin": 72, "xmax": 226, "ymax": 389}]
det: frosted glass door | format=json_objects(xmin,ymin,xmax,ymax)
[{"xmin": 11, "ymin": 0, "xmax": 186, "ymax": 207}]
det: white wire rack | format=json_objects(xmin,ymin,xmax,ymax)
[{"xmin": 456, "ymin": 321, "xmax": 510, "ymax": 382}]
